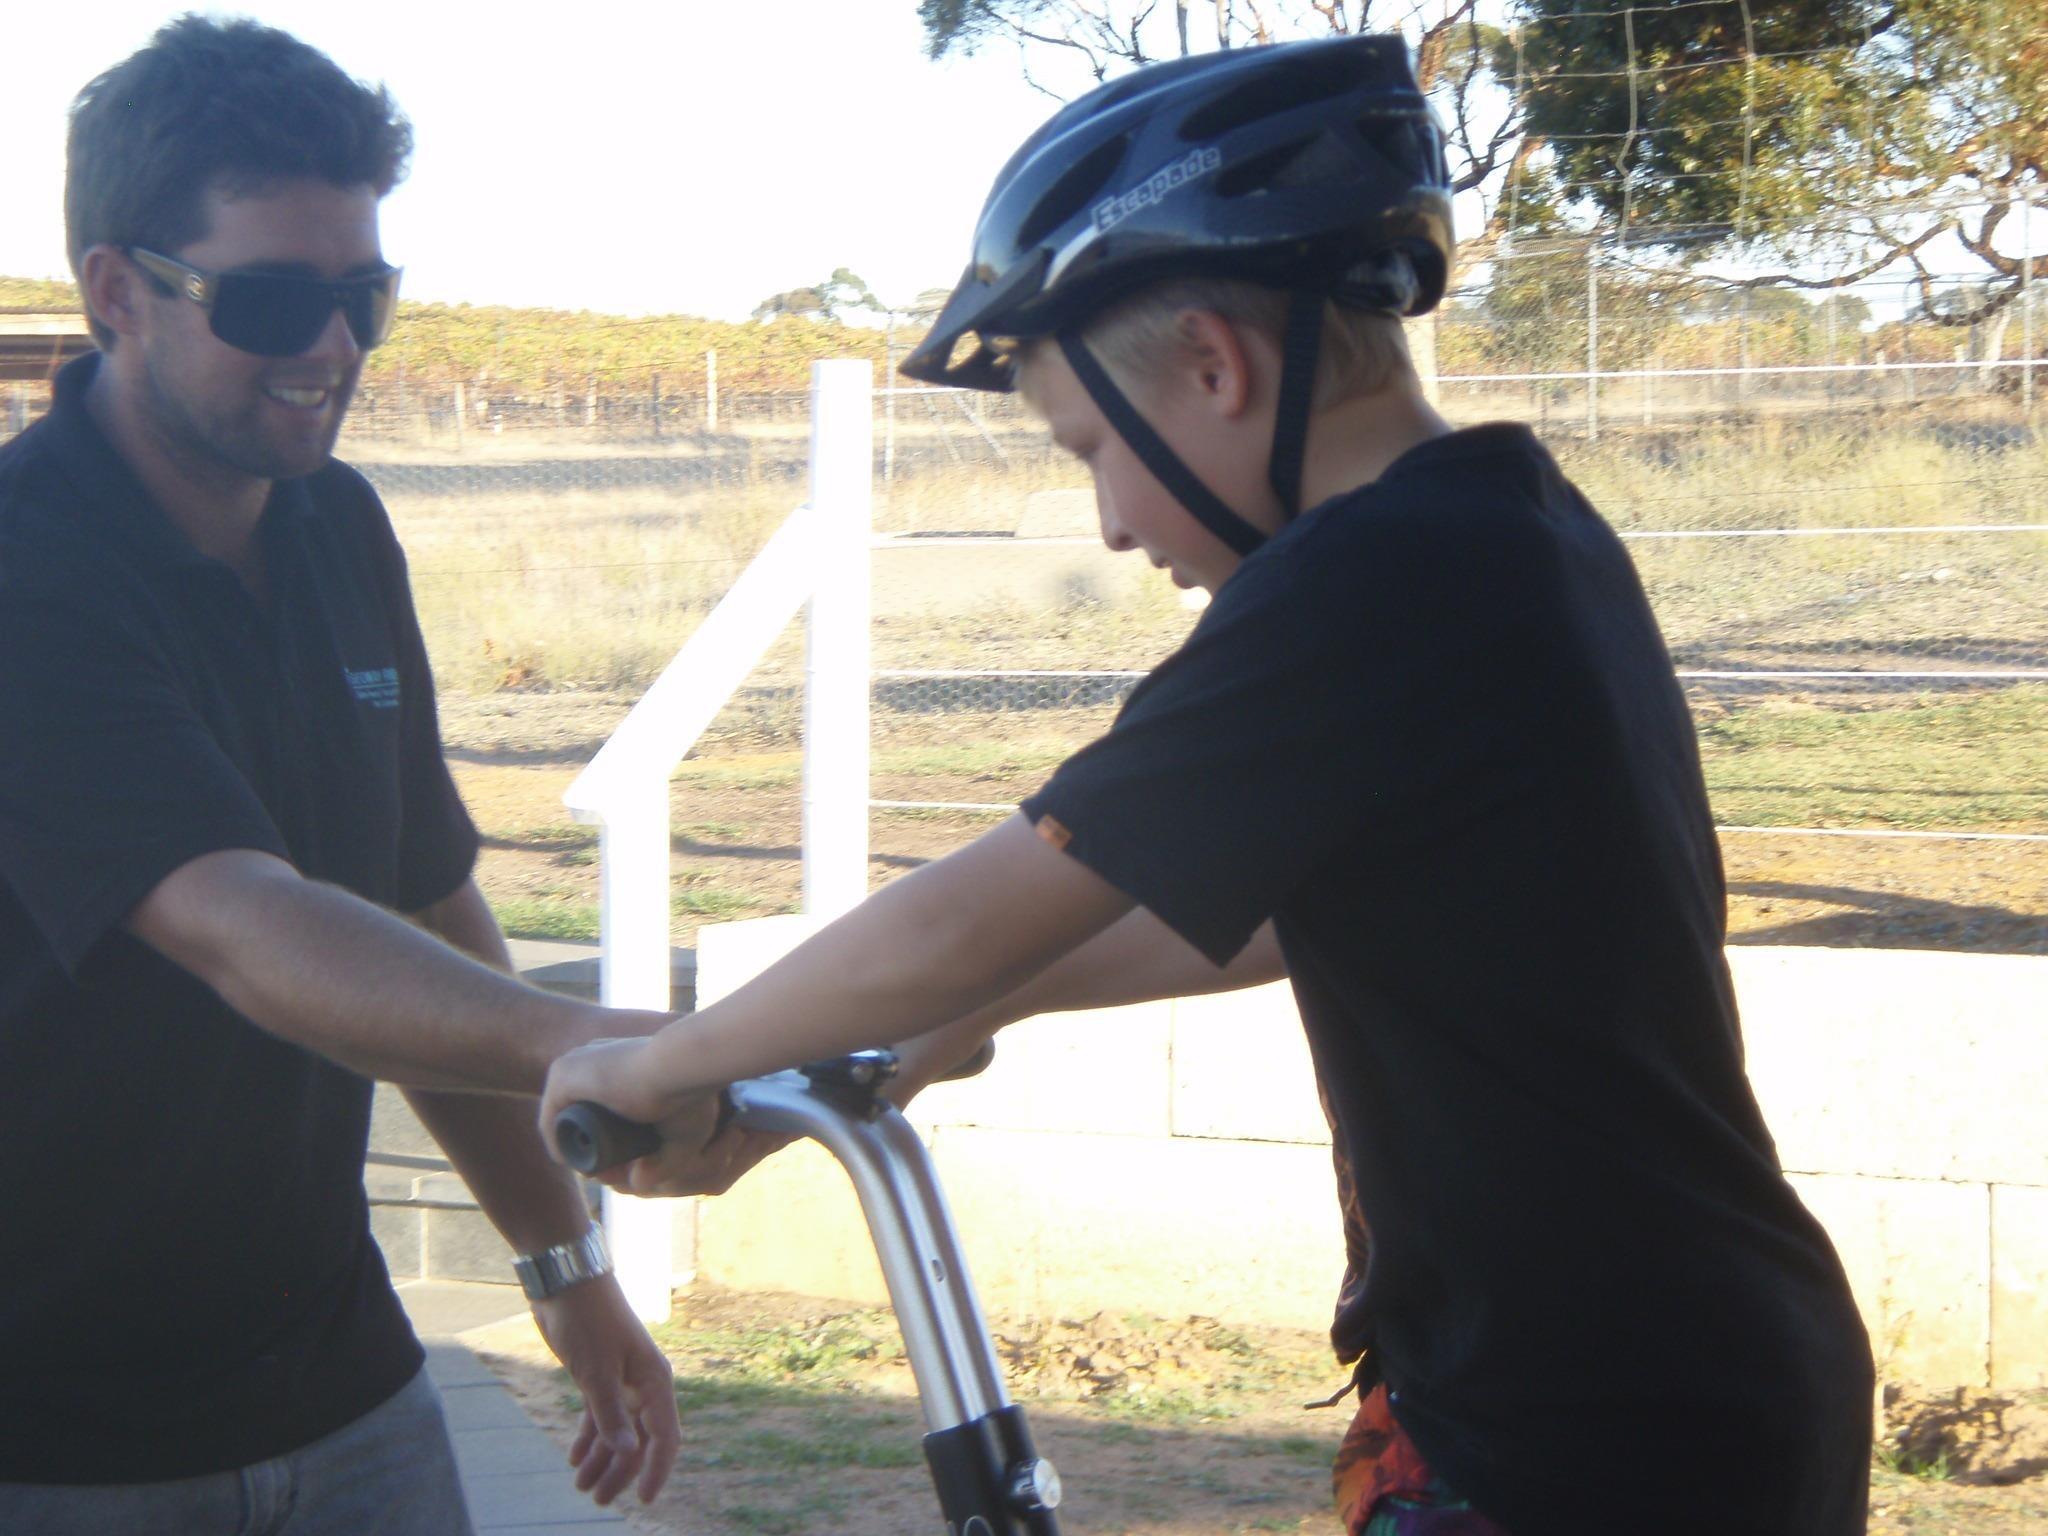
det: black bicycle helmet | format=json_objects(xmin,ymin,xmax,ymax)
[{"xmin": 903, "ymin": 35, "xmax": 1454, "ymax": 556}]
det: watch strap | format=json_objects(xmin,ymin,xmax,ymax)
[{"xmin": 512, "ymin": 1225, "xmax": 613, "ymax": 1301}]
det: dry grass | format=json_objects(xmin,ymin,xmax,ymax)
[{"xmin": 383, "ymin": 413, "xmax": 2045, "ymax": 703}]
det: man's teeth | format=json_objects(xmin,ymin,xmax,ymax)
[{"xmin": 267, "ymin": 386, "xmax": 329, "ymax": 407}]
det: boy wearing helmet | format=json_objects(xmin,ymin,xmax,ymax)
[{"xmin": 542, "ymin": 36, "xmax": 1873, "ymax": 1536}]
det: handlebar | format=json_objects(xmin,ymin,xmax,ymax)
[
  {"xmin": 551, "ymin": 1041, "xmax": 1059, "ymax": 1533},
  {"xmin": 552, "ymin": 1040, "xmax": 995, "ymax": 1175}
]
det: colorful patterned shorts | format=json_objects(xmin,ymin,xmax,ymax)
[{"xmin": 1334, "ymin": 1384, "xmax": 1514, "ymax": 1536}]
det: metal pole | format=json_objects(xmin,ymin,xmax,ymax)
[
  {"xmin": 1586, "ymin": 246, "xmax": 1600, "ymax": 441},
  {"xmin": 803, "ymin": 361, "xmax": 873, "ymax": 920},
  {"xmin": 1825, "ymin": 298, "xmax": 1837, "ymax": 405},
  {"xmin": 2024, "ymin": 190, "xmax": 2035, "ymax": 414}
]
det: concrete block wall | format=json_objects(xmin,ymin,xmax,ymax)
[
  {"xmin": 692, "ymin": 916, "xmax": 2048, "ymax": 1393},
  {"xmin": 365, "ymin": 940, "xmax": 697, "ymax": 1287}
]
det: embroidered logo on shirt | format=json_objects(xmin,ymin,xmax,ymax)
[
  {"xmin": 1035, "ymin": 814, "xmax": 1074, "ymax": 852},
  {"xmin": 345, "ymin": 666, "xmax": 401, "ymax": 709}
]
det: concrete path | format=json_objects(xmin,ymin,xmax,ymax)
[{"xmin": 400, "ymin": 1280, "xmax": 630, "ymax": 1535}]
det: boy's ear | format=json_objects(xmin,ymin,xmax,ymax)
[
  {"xmin": 1171, "ymin": 307, "xmax": 1256, "ymax": 417},
  {"xmin": 79, "ymin": 246, "xmax": 150, "ymax": 344}
]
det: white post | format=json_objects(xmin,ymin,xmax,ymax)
[
  {"xmin": 803, "ymin": 361, "xmax": 873, "ymax": 920},
  {"xmin": 884, "ymin": 314, "xmax": 898, "ymax": 486},
  {"xmin": 594, "ymin": 778, "xmax": 677, "ymax": 1323}
]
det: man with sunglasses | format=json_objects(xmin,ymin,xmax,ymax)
[{"xmin": 0, "ymin": 18, "xmax": 737, "ymax": 1532}]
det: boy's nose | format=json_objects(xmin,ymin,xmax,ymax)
[{"xmin": 1097, "ymin": 501, "xmax": 1135, "ymax": 554}]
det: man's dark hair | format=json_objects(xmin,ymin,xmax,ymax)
[{"xmin": 66, "ymin": 14, "xmax": 413, "ymax": 346}]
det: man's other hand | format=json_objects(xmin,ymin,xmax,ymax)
[{"xmin": 530, "ymin": 1276, "xmax": 680, "ymax": 1506}]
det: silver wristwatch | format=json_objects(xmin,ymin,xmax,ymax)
[{"xmin": 512, "ymin": 1225, "xmax": 613, "ymax": 1301}]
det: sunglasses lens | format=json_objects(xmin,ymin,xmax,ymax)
[
  {"xmin": 342, "ymin": 269, "xmax": 402, "ymax": 350},
  {"xmin": 208, "ymin": 269, "xmax": 402, "ymax": 357},
  {"xmin": 207, "ymin": 272, "xmax": 330, "ymax": 357}
]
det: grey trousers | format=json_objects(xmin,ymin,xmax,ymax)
[{"xmin": 0, "ymin": 1365, "xmax": 477, "ymax": 1536}]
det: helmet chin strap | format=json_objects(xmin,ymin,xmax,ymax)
[
  {"xmin": 1057, "ymin": 333, "xmax": 1267, "ymax": 558},
  {"xmin": 1055, "ymin": 294, "xmax": 1325, "ymax": 563},
  {"xmin": 1267, "ymin": 290, "xmax": 1325, "ymax": 522}
]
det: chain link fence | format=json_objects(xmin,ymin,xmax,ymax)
[{"xmin": 4, "ymin": 202, "xmax": 2043, "ymax": 950}]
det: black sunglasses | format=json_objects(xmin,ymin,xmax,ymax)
[{"xmin": 127, "ymin": 246, "xmax": 403, "ymax": 358}]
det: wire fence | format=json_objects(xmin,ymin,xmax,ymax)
[{"xmin": 4, "ymin": 201, "xmax": 2043, "ymax": 950}]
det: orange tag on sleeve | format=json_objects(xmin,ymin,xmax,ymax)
[{"xmin": 1035, "ymin": 814, "xmax": 1074, "ymax": 852}]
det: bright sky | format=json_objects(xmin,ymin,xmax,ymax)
[{"xmin": 2, "ymin": 4, "xmax": 1065, "ymax": 321}]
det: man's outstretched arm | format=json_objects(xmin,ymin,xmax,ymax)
[{"xmin": 126, "ymin": 848, "xmax": 663, "ymax": 1094}]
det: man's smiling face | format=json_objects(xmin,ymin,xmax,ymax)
[{"xmin": 129, "ymin": 178, "xmax": 385, "ymax": 485}]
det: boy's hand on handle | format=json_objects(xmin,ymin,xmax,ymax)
[{"xmin": 540, "ymin": 1037, "xmax": 790, "ymax": 1197}]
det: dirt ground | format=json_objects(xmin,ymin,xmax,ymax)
[{"xmin": 467, "ymin": 1285, "xmax": 2048, "ymax": 1536}]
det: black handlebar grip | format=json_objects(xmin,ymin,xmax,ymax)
[{"xmin": 555, "ymin": 1102, "xmax": 661, "ymax": 1174}]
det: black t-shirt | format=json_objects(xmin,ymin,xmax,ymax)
[
  {"xmin": 1023, "ymin": 424, "xmax": 1872, "ymax": 1536},
  {"xmin": 0, "ymin": 355, "xmax": 480, "ymax": 1482}
]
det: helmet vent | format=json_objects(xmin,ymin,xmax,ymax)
[
  {"xmin": 1360, "ymin": 118, "xmax": 1437, "ymax": 182},
  {"xmin": 1017, "ymin": 134, "xmax": 1130, "ymax": 250},
  {"xmin": 1215, "ymin": 137, "xmax": 1314, "ymax": 198},
  {"xmin": 1178, "ymin": 47, "xmax": 1379, "ymax": 143}
]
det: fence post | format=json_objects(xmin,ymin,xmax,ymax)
[
  {"xmin": 2024, "ymin": 190, "xmax": 2035, "ymax": 415},
  {"xmin": 803, "ymin": 361, "xmax": 873, "ymax": 920},
  {"xmin": 1825, "ymin": 299, "xmax": 1837, "ymax": 404},
  {"xmin": 1737, "ymin": 290, "xmax": 1751, "ymax": 404},
  {"xmin": 452, "ymin": 381, "xmax": 464, "ymax": 452},
  {"xmin": 884, "ymin": 314, "xmax": 898, "ymax": 486},
  {"xmin": 1586, "ymin": 246, "xmax": 1600, "ymax": 442},
  {"xmin": 651, "ymin": 372, "xmax": 662, "ymax": 440},
  {"xmin": 594, "ymin": 779, "xmax": 677, "ymax": 1323},
  {"xmin": 706, "ymin": 349, "xmax": 719, "ymax": 433}
]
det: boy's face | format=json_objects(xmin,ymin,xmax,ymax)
[{"xmin": 1023, "ymin": 339, "xmax": 1271, "ymax": 595}]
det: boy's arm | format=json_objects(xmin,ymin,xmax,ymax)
[
  {"xmin": 539, "ymin": 813, "xmax": 1144, "ymax": 1136},
  {"xmin": 888, "ymin": 910, "xmax": 1286, "ymax": 1102}
]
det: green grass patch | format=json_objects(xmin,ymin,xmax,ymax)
[
  {"xmin": 1699, "ymin": 687, "xmax": 2048, "ymax": 829},
  {"xmin": 720, "ymin": 1420, "xmax": 923, "ymax": 1471},
  {"xmin": 657, "ymin": 1311, "xmax": 903, "ymax": 1383},
  {"xmin": 490, "ymin": 895, "xmax": 599, "ymax": 942},
  {"xmin": 685, "ymin": 820, "xmax": 752, "ymax": 841},
  {"xmin": 872, "ymin": 740, "xmax": 1075, "ymax": 779},
  {"xmin": 673, "ymin": 755, "xmax": 802, "ymax": 792},
  {"xmin": 671, "ymin": 885, "xmax": 763, "ymax": 920},
  {"xmin": 1095, "ymin": 1386, "xmax": 1242, "ymax": 1426}
]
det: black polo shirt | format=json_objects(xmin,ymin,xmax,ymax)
[
  {"xmin": 1023, "ymin": 424, "xmax": 1872, "ymax": 1536},
  {"xmin": 0, "ymin": 354, "xmax": 479, "ymax": 1482}
]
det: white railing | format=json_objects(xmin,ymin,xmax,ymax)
[{"xmin": 564, "ymin": 360, "xmax": 873, "ymax": 1321}]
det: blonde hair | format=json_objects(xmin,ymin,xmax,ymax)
[{"xmin": 1068, "ymin": 277, "xmax": 1414, "ymax": 410}]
